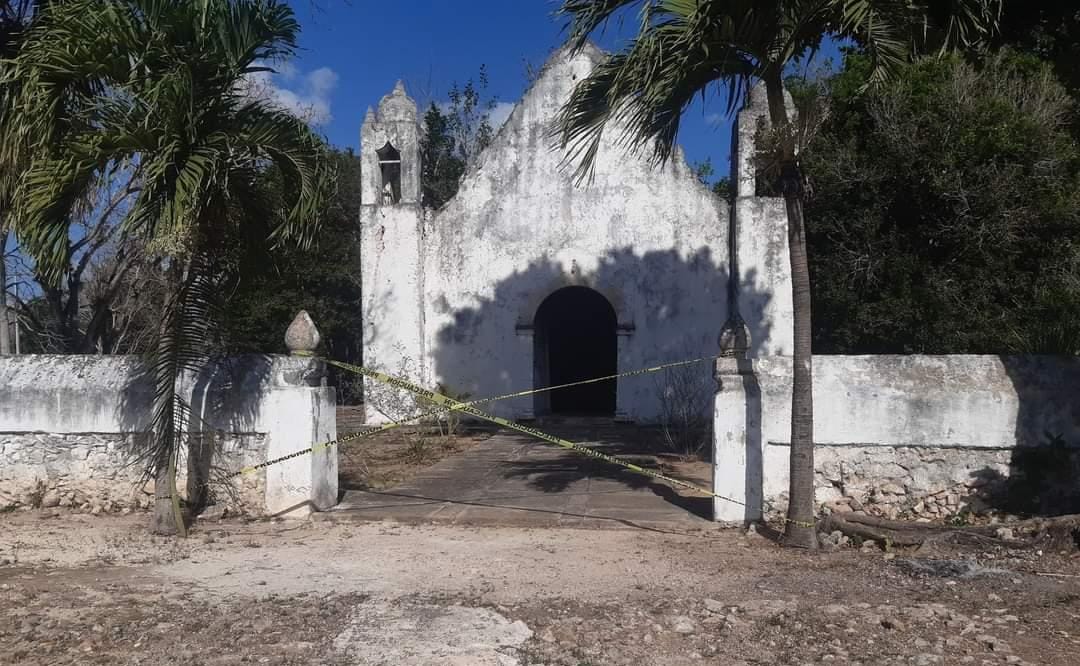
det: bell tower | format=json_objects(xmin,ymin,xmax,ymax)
[
  {"xmin": 359, "ymin": 81, "xmax": 427, "ymax": 423},
  {"xmin": 360, "ymin": 80, "xmax": 421, "ymax": 206}
]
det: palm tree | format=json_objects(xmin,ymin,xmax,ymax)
[
  {"xmin": 0, "ymin": 1, "xmax": 44, "ymax": 355},
  {"xmin": 5, "ymin": 0, "xmax": 333, "ymax": 534},
  {"xmin": 555, "ymin": 0, "xmax": 1001, "ymax": 548}
]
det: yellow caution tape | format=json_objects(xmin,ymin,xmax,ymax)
[
  {"xmin": 323, "ymin": 358, "xmax": 748, "ymax": 507},
  {"xmin": 326, "ymin": 358, "xmax": 816, "ymax": 530},
  {"xmin": 167, "ymin": 354, "xmax": 717, "ymax": 495},
  {"xmin": 220, "ymin": 353, "xmax": 720, "ymax": 481},
  {"xmin": 180, "ymin": 353, "xmax": 815, "ymax": 531}
]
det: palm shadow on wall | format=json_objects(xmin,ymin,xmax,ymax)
[
  {"xmin": 972, "ymin": 356, "xmax": 1080, "ymax": 519},
  {"xmin": 119, "ymin": 354, "xmax": 274, "ymax": 516},
  {"xmin": 423, "ymin": 246, "xmax": 772, "ymax": 518}
]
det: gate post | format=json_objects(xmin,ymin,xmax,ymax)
[
  {"xmin": 713, "ymin": 326, "xmax": 763, "ymax": 523},
  {"xmin": 262, "ymin": 312, "xmax": 338, "ymax": 517}
]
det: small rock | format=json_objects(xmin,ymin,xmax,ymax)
[
  {"xmin": 703, "ymin": 598, "xmax": 725, "ymax": 614},
  {"xmin": 914, "ymin": 654, "xmax": 941, "ymax": 666},
  {"xmin": 738, "ymin": 599, "xmax": 797, "ymax": 621},
  {"xmin": 995, "ymin": 527, "xmax": 1014, "ymax": 541},
  {"xmin": 830, "ymin": 501, "xmax": 854, "ymax": 514},
  {"xmin": 975, "ymin": 634, "xmax": 1010, "ymax": 653},
  {"xmin": 41, "ymin": 491, "xmax": 61, "ymax": 508},
  {"xmin": 671, "ymin": 616, "xmax": 696, "ymax": 634},
  {"xmin": 199, "ymin": 505, "xmax": 227, "ymax": 522},
  {"xmin": 880, "ymin": 616, "xmax": 906, "ymax": 631},
  {"xmin": 987, "ymin": 593, "xmax": 1003, "ymax": 603}
]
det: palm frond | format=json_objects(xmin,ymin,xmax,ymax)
[
  {"xmin": 136, "ymin": 252, "xmax": 222, "ymax": 486},
  {"xmin": 228, "ymin": 100, "xmax": 333, "ymax": 248},
  {"xmin": 556, "ymin": 0, "xmax": 1002, "ymax": 179},
  {"xmin": 555, "ymin": 0, "xmax": 758, "ymax": 182}
]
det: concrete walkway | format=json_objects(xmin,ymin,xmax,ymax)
[{"xmin": 327, "ymin": 427, "xmax": 714, "ymax": 530}]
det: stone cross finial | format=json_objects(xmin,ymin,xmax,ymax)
[
  {"xmin": 285, "ymin": 310, "xmax": 321, "ymax": 354},
  {"xmin": 718, "ymin": 316, "xmax": 751, "ymax": 358}
]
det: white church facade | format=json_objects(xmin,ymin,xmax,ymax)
[{"xmin": 359, "ymin": 44, "xmax": 794, "ymax": 425}]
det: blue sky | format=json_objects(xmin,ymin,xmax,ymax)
[{"xmin": 277, "ymin": 0, "xmax": 746, "ymax": 179}]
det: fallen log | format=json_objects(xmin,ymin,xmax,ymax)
[{"xmin": 821, "ymin": 512, "xmax": 1080, "ymax": 551}]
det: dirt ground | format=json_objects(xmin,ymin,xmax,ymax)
[
  {"xmin": 3, "ymin": 511, "xmax": 1079, "ymax": 666},
  {"xmin": 334, "ymin": 412, "xmax": 712, "ymax": 500},
  {"xmin": 337, "ymin": 426, "xmax": 493, "ymax": 491}
]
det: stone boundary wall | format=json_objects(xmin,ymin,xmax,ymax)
[
  {"xmin": 0, "ymin": 355, "xmax": 337, "ymax": 516},
  {"xmin": 714, "ymin": 355, "xmax": 1080, "ymax": 522}
]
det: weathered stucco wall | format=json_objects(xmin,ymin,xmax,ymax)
[
  {"xmin": 422, "ymin": 45, "xmax": 729, "ymax": 423},
  {"xmin": 714, "ymin": 355, "xmax": 1080, "ymax": 522},
  {"xmin": 360, "ymin": 45, "xmax": 775, "ymax": 424},
  {"xmin": 731, "ymin": 85, "xmax": 794, "ymax": 355},
  {"xmin": 0, "ymin": 355, "xmax": 337, "ymax": 515}
]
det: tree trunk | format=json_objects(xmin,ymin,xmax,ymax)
[
  {"xmin": 0, "ymin": 230, "xmax": 10, "ymax": 355},
  {"xmin": 150, "ymin": 451, "xmax": 185, "ymax": 535},
  {"xmin": 149, "ymin": 260, "xmax": 189, "ymax": 536},
  {"xmin": 764, "ymin": 72, "xmax": 818, "ymax": 549}
]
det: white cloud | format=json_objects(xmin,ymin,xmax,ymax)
[
  {"xmin": 488, "ymin": 101, "xmax": 515, "ymax": 131},
  {"xmin": 242, "ymin": 64, "xmax": 339, "ymax": 126},
  {"xmin": 704, "ymin": 112, "xmax": 726, "ymax": 128}
]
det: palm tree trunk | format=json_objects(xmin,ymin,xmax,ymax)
[
  {"xmin": 764, "ymin": 72, "xmax": 818, "ymax": 549},
  {"xmin": 0, "ymin": 229, "xmax": 10, "ymax": 355},
  {"xmin": 150, "ymin": 449, "xmax": 186, "ymax": 535},
  {"xmin": 150, "ymin": 259, "xmax": 189, "ymax": 536}
]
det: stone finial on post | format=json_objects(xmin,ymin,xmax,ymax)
[
  {"xmin": 718, "ymin": 316, "xmax": 751, "ymax": 360},
  {"xmin": 285, "ymin": 310, "xmax": 321, "ymax": 355}
]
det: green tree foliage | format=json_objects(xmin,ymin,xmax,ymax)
[
  {"xmin": 220, "ymin": 148, "xmax": 364, "ymax": 402},
  {"xmin": 0, "ymin": 1, "xmax": 43, "ymax": 355},
  {"xmin": 691, "ymin": 158, "xmax": 733, "ymax": 202},
  {"xmin": 994, "ymin": 3, "xmax": 1080, "ymax": 96},
  {"xmin": 420, "ymin": 67, "xmax": 498, "ymax": 209},
  {"xmin": 804, "ymin": 51, "xmax": 1080, "ymax": 355},
  {"xmin": 420, "ymin": 103, "xmax": 465, "ymax": 209}
]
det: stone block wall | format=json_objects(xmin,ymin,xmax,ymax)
[
  {"xmin": 714, "ymin": 355, "xmax": 1080, "ymax": 522},
  {"xmin": 0, "ymin": 355, "xmax": 336, "ymax": 516},
  {"xmin": 0, "ymin": 432, "xmax": 266, "ymax": 513}
]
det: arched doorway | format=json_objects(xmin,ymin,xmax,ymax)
[{"xmin": 533, "ymin": 286, "xmax": 617, "ymax": 416}]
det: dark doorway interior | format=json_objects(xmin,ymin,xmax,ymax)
[{"xmin": 534, "ymin": 286, "xmax": 617, "ymax": 416}]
